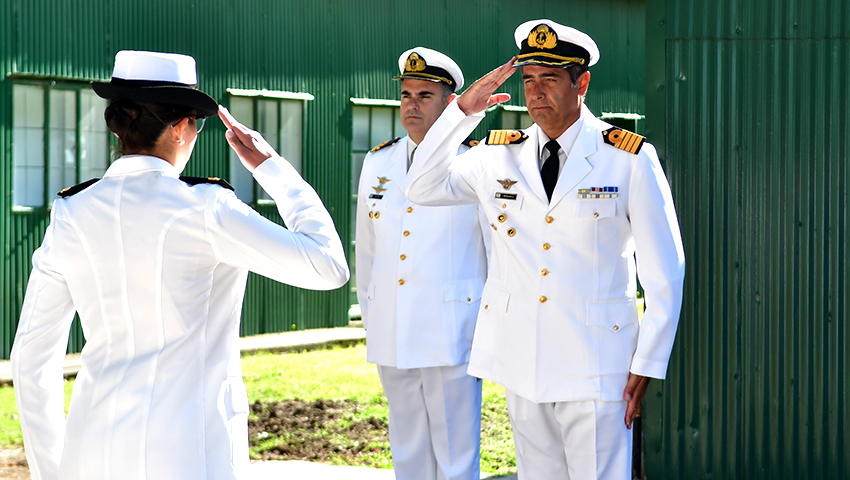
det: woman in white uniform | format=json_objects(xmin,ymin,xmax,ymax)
[{"xmin": 10, "ymin": 50, "xmax": 349, "ymax": 480}]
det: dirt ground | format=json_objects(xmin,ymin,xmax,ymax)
[
  {"xmin": 0, "ymin": 448, "xmax": 28, "ymax": 479},
  {"xmin": 248, "ymin": 399, "xmax": 389, "ymax": 463}
]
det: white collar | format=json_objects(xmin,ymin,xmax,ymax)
[{"xmin": 103, "ymin": 155, "xmax": 180, "ymax": 178}]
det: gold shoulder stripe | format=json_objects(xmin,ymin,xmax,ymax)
[
  {"xmin": 370, "ymin": 137, "xmax": 401, "ymax": 153},
  {"xmin": 485, "ymin": 130, "xmax": 529, "ymax": 145},
  {"xmin": 602, "ymin": 127, "xmax": 645, "ymax": 155}
]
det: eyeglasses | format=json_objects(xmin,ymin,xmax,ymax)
[{"xmin": 192, "ymin": 117, "xmax": 207, "ymax": 133}]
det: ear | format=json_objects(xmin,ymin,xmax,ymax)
[
  {"xmin": 170, "ymin": 117, "xmax": 190, "ymax": 140},
  {"xmin": 578, "ymin": 71, "xmax": 591, "ymax": 96}
]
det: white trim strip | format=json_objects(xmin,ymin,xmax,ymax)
[
  {"xmin": 227, "ymin": 88, "xmax": 314, "ymax": 101},
  {"xmin": 349, "ymin": 97, "xmax": 401, "ymax": 107}
]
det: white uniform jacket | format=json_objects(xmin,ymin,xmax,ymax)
[
  {"xmin": 356, "ymin": 137, "xmax": 489, "ymax": 369},
  {"xmin": 11, "ymin": 155, "xmax": 349, "ymax": 480},
  {"xmin": 406, "ymin": 102, "xmax": 685, "ymax": 403}
]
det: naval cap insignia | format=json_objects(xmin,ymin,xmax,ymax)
[
  {"xmin": 405, "ymin": 52, "xmax": 427, "ymax": 73},
  {"xmin": 497, "ymin": 178, "xmax": 518, "ymax": 190},
  {"xmin": 529, "ymin": 24, "xmax": 558, "ymax": 50},
  {"xmin": 377, "ymin": 176, "xmax": 391, "ymax": 185}
]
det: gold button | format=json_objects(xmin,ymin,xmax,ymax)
[
  {"xmin": 497, "ymin": 213, "xmax": 507, "ymax": 223},
  {"xmin": 484, "ymin": 305, "xmax": 489, "ymax": 310},
  {"xmin": 546, "ymin": 216, "xmax": 554, "ymax": 223},
  {"xmin": 543, "ymin": 243, "xmax": 550, "ymax": 250},
  {"xmin": 594, "ymin": 212, "xmax": 600, "ymax": 218},
  {"xmin": 374, "ymin": 212, "xmax": 380, "ymax": 219},
  {"xmin": 613, "ymin": 325, "xmax": 619, "ymax": 331},
  {"xmin": 368, "ymin": 211, "xmax": 373, "ymax": 218},
  {"xmin": 403, "ymin": 230, "xmax": 410, "ymax": 236},
  {"xmin": 400, "ymin": 254, "xmax": 406, "ymax": 260},
  {"xmin": 507, "ymin": 228, "xmax": 516, "ymax": 237},
  {"xmin": 467, "ymin": 297, "xmax": 472, "ymax": 302},
  {"xmin": 372, "ymin": 203, "xmax": 376, "ymax": 207},
  {"xmin": 490, "ymin": 223, "xmax": 497, "ymax": 231},
  {"xmin": 541, "ymin": 269, "xmax": 548, "ymax": 276},
  {"xmin": 502, "ymin": 203, "xmax": 507, "ymax": 208},
  {"xmin": 407, "ymin": 207, "xmax": 413, "ymax": 213},
  {"xmin": 539, "ymin": 296, "xmax": 547, "ymax": 303},
  {"xmin": 398, "ymin": 279, "xmax": 405, "ymax": 285}
]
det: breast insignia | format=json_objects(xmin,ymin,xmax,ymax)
[
  {"xmin": 180, "ymin": 176, "xmax": 235, "ymax": 191},
  {"xmin": 496, "ymin": 178, "xmax": 518, "ymax": 190},
  {"xmin": 372, "ymin": 185, "xmax": 387, "ymax": 193},
  {"xmin": 370, "ymin": 137, "xmax": 401, "ymax": 153},
  {"xmin": 377, "ymin": 176, "xmax": 391, "ymax": 185},
  {"xmin": 602, "ymin": 127, "xmax": 645, "ymax": 155},
  {"xmin": 485, "ymin": 130, "xmax": 529, "ymax": 145},
  {"xmin": 58, "ymin": 178, "xmax": 101, "ymax": 198}
]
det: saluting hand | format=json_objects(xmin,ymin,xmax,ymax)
[
  {"xmin": 218, "ymin": 105, "xmax": 278, "ymax": 172},
  {"xmin": 457, "ymin": 57, "xmax": 518, "ymax": 116}
]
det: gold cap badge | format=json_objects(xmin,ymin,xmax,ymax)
[
  {"xmin": 405, "ymin": 52, "xmax": 426, "ymax": 72},
  {"xmin": 528, "ymin": 24, "xmax": 558, "ymax": 50}
]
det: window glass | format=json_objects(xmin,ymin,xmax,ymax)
[
  {"xmin": 13, "ymin": 85, "xmax": 45, "ymax": 207},
  {"xmin": 369, "ymin": 108, "xmax": 394, "ymax": 148},
  {"xmin": 279, "ymin": 101, "xmax": 302, "ymax": 175},
  {"xmin": 49, "ymin": 89, "xmax": 78, "ymax": 199},
  {"xmin": 228, "ymin": 97, "xmax": 256, "ymax": 203},
  {"xmin": 80, "ymin": 90, "xmax": 109, "ymax": 181},
  {"xmin": 352, "ymin": 107, "xmax": 370, "ymax": 151}
]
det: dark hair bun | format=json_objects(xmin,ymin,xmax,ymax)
[{"xmin": 105, "ymin": 100, "xmax": 143, "ymax": 136}]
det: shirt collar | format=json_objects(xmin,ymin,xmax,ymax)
[
  {"xmin": 536, "ymin": 114, "xmax": 585, "ymax": 158},
  {"xmin": 103, "ymin": 155, "xmax": 180, "ymax": 179}
]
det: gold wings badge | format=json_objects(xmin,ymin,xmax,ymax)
[
  {"xmin": 377, "ymin": 176, "xmax": 391, "ymax": 185},
  {"xmin": 372, "ymin": 186, "xmax": 387, "ymax": 193},
  {"xmin": 496, "ymin": 178, "xmax": 518, "ymax": 190}
]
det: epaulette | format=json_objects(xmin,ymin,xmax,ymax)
[
  {"xmin": 58, "ymin": 178, "xmax": 100, "ymax": 198},
  {"xmin": 485, "ymin": 130, "xmax": 528, "ymax": 145},
  {"xmin": 462, "ymin": 136, "xmax": 481, "ymax": 148},
  {"xmin": 180, "ymin": 176, "xmax": 235, "ymax": 191},
  {"xmin": 602, "ymin": 126, "xmax": 645, "ymax": 155},
  {"xmin": 370, "ymin": 137, "xmax": 401, "ymax": 153}
]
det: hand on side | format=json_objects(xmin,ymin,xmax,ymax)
[
  {"xmin": 623, "ymin": 373, "xmax": 650, "ymax": 429},
  {"xmin": 218, "ymin": 105, "xmax": 278, "ymax": 172},
  {"xmin": 456, "ymin": 57, "xmax": 518, "ymax": 116}
]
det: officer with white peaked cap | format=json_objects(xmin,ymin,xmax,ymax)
[
  {"xmin": 406, "ymin": 20, "xmax": 685, "ymax": 479},
  {"xmin": 11, "ymin": 50, "xmax": 349, "ymax": 480},
  {"xmin": 356, "ymin": 46, "xmax": 490, "ymax": 480}
]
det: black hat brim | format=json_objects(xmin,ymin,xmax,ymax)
[{"xmin": 91, "ymin": 81, "xmax": 218, "ymax": 118}]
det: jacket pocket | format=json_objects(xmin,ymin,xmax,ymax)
[
  {"xmin": 585, "ymin": 300, "xmax": 638, "ymax": 332},
  {"xmin": 481, "ymin": 282, "xmax": 511, "ymax": 314},
  {"xmin": 444, "ymin": 278, "xmax": 485, "ymax": 304},
  {"xmin": 577, "ymin": 198, "xmax": 617, "ymax": 218}
]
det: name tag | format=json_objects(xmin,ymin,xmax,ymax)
[
  {"xmin": 495, "ymin": 192, "xmax": 517, "ymax": 200},
  {"xmin": 368, "ymin": 194, "xmax": 384, "ymax": 199}
]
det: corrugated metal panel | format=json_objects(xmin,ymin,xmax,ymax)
[
  {"xmin": 1, "ymin": 0, "xmax": 646, "ymax": 358},
  {"xmin": 644, "ymin": 0, "xmax": 849, "ymax": 478}
]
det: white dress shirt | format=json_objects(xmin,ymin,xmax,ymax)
[{"xmin": 11, "ymin": 155, "xmax": 349, "ymax": 480}]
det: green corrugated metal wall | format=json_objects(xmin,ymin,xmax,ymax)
[
  {"xmin": 1, "ymin": 0, "xmax": 647, "ymax": 358},
  {"xmin": 644, "ymin": 0, "xmax": 849, "ymax": 478}
]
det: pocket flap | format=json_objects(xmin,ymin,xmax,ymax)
[
  {"xmin": 577, "ymin": 199, "xmax": 616, "ymax": 218},
  {"xmin": 489, "ymin": 192, "xmax": 524, "ymax": 211},
  {"xmin": 481, "ymin": 282, "xmax": 510, "ymax": 313},
  {"xmin": 444, "ymin": 278, "xmax": 485, "ymax": 304},
  {"xmin": 366, "ymin": 282, "xmax": 376, "ymax": 302},
  {"xmin": 586, "ymin": 301, "xmax": 638, "ymax": 332}
]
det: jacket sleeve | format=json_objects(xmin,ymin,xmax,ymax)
[
  {"xmin": 205, "ymin": 157, "xmax": 350, "ymax": 290},
  {"xmin": 11, "ymin": 212, "xmax": 77, "ymax": 480},
  {"xmin": 406, "ymin": 101, "xmax": 485, "ymax": 206},
  {"xmin": 627, "ymin": 143, "xmax": 686, "ymax": 379},
  {"xmin": 353, "ymin": 155, "xmax": 377, "ymax": 329}
]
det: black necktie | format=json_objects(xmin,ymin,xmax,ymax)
[{"xmin": 541, "ymin": 140, "xmax": 560, "ymax": 201}]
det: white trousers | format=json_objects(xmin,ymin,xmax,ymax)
[
  {"xmin": 506, "ymin": 390, "xmax": 632, "ymax": 480},
  {"xmin": 376, "ymin": 364, "xmax": 482, "ymax": 480}
]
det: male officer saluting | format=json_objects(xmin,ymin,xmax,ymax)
[
  {"xmin": 355, "ymin": 47, "xmax": 488, "ymax": 480},
  {"xmin": 406, "ymin": 21, "xmax": 685, "ymax": 479}
]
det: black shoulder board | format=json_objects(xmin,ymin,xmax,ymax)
[
  {"xmin": 370, "ymin": 137, "xmax": 401, "ymax": 153},
  {"xmin": 58, "ymin": 178, "xmax": 100, "ymax": 198},
  {"xmin": 180, "ymin": 176, "xmax": 235, "ymax": 191},
  {"xmin": 485, "ymin": 130, "xmax": 529, "ymax": 145},
  {"xmin": 602, "ymin": 126, "xmax": 645, "ymax": 155},
  {"xmin": 462, "ymin": 136, "xmax": 481, "ymax": 148}
]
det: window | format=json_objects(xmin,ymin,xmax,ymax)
[
  {"xmin": 599, "ymin": 112, "xmax": 644, "ymax": 135},
  {"xmin": 349, "ymin": 99, "xmax": 406, "ymax": 308},
  {"xmin": 12, "ymin": 81, "xmax": 110, "ymax": 209},
  {"xmin": 226, "ymin": 89, "xmax": 312, "ymax": 203}
]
